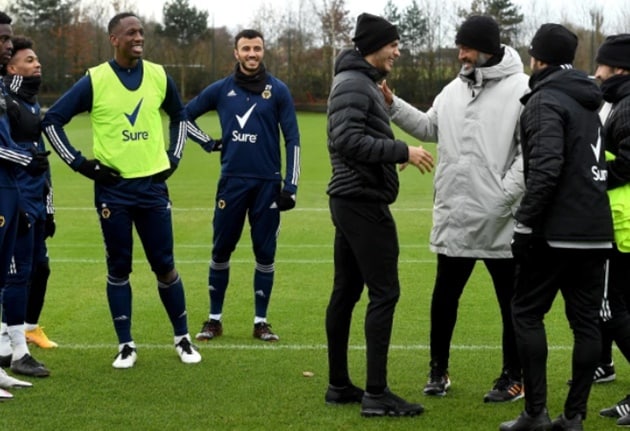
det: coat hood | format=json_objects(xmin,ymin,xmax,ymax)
[{"xmin": 523, "ymin": 67, "xmax": 602, "ymax": 111}]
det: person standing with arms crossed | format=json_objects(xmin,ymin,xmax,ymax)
[
  {"xmin": 42, "ymin": 12, "xmax": 201, "ymax": 368},
  {"xmin": 186, "ymin": 29, "xmax": 300, "ymax": 342},
  {"xmin": 500, "ymin": 24, "xmax": 612, "ymax": 431},
  {"xmin": 382, "ymin": 15, "xmax": 528, "ymax": 402},
  {"xmin": 324, "ymin": 13, "xmax": 433, "ymax": 417}
]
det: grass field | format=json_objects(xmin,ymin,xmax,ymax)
[{"xmin": 1, "ymin": 112, "xmax": 627, "ymax": 430}]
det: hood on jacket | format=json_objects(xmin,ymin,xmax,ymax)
[
  {"xmin": 522, "ymin": 67, "xmax": 602, "ymax": 111},
  {"xmin": 333, "ymin": 48, "xmax": 386, "ymax": 82},
  {"xmin": 459, "ymin": 45, "xmax": 524, "ymax": 85},
  {"xmin": 601, "ymin": 74, "xmax": 630, "ymax": 104}
]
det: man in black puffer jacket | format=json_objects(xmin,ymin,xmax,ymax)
[
  {"xmin": 500, "ymin": 24, "xmax": 613, "ymax": 431},
  {"xmin": 324, "ymin": 12, "xmax": 434, "ymax": 418},
  {"xmin": 592, "ymin": 34, "xmax": 630, "ymax": 427}
]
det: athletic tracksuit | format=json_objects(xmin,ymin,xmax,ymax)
[
  {"xmin": 186, "ymin": 66, "xmax": 300, "ymax": 320},
  {"xmin": 3, "ymin": 76, "xmax": 52, "ymax": 329},
  {"xmin": 42, "ymin": 59, "xmax": 191, "ymax": 344}
]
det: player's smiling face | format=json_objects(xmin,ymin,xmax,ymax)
[
  {"xmin": 235, "ymin": 37, "xmax": 264, "ymax": 75},
  {"xmin": 111, "ymin": 16, "xmax": 144, "ymax": 68}
]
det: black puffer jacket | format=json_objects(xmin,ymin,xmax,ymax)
[
  {"xmin": 326, "ymin": 49, "xmax": 408, "ymax": 203},
  {"xmin": 516, "ymin": 67, "xmax": 613, "ymax": 242},
  {"xmin": 602, "ymin": 75, "xmax": 630, "ymax": 190}
]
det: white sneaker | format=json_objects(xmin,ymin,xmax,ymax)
[
  {"xmin": 112, "ymin": 344, "xmax": 137, "ymax": 369},
  {"xmin": 175, "ymin": 337, "xmax": 201, "ymax": 364},
  {"xmin": 0, "ymin": 368, "xmax": 32, "ymax": 388},
  {"xmin": 0, "ymin": 388, "xmax": 12, "ymax": 400}
]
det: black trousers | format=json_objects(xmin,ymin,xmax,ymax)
[
  {"xmin": 512, "ymin": 245, "xmax": 606, "ymax": 419},
  {"xmin": 326, "ymin": 197, "xmax": 400, "ymax": 393},
  {"xmin": 429, "ymin": 254, "xmax": 520, "ymax": 378},
  {"xmin": 600, "ymin": 247, "xmax": 630, "ymax": 363}
]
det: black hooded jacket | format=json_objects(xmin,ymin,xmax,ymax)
[
  {"xmin": 516, "ymin": 67, "xmax": 613, "ymax": 242},
  {"xmin": 326, "ymin": 48, "xmax": 409, "ymax": 203},
  {"xmin": 602, "ymin": 75, "xmax": 630, "ymax": 190}
]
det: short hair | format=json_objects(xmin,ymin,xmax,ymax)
[
  {"xmin": 0, "ymin": 11, "xmax": 12, "ymax": 25},
  {"xmin": 108, "ymin": 12, "xmax": 139, "ymax": 35},
  {"xmin": 234, "ymin": 29, "xmax": 264, "ymax": 48},
  {"xmin": 10, "ymin": 36, "xmax": 33, "ymax": 56}
]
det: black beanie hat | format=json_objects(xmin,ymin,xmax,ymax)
[
  {"xmin": 529, "ymin": 23, "xmax": 578, "ymax": 65},
  {"xmin": 596, "ymin": 34, "xmax": 630, "ymax": 70},
  {"xmin": 352, "ymin": 13, "xmax": 399, "ymax": 56},
  {"xmin": 455, "ymin": 15, "xmax": 501, "ymax": 55}
]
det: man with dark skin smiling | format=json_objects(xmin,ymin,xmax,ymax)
[{"xmin": 42, "ymin": 12, "xmax": 201, "ymax": 369}]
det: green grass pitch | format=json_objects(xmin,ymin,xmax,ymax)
[{"xmin": 2, "ymin": 112, "xmax": 626, "ymax": 430}]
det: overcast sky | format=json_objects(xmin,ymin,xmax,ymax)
[{"xmin": 124, "ymin": 0, "xmax": 630, "ymax": 33}]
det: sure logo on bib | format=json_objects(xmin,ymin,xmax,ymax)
[{"xmin": 122, "ymin": 130, "xmax": 150, "ymax": 141}]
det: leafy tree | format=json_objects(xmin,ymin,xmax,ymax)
[
  {"xmin": 399, "ymin": 0, "xmax": 428, "ymax": 56},
  {"xmin": 158, "ymin": 0, "xmax": 209, "ymax": 98},
  {"xmin": 458, "ymin": 0, "xmax": 524, "ymax": 46},
  {"xmin": 160, "ymin": 0, "xmax": 208, "ymax": 46}
]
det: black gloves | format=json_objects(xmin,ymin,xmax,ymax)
[
  {"xmin": 44, "ymin": 214, "xmax": 56, "ymax": 239},
  {"xmin": 276, "ymin": 190, "xmax": 296, "ymax": 211},
  {"xmin": 24, "ymin": 151, "xmax": 50, "ymax": 177},
  {"xmin": 17, "ymin": 210, "xmax": 31, "ymax": 236},
  {"xmin": 152, "ymin": 159, "xmax": 177, "ymax": 183},
  {"xmin": 77, "ymin": 159, "xmax": 121, "ymax": 185},
  {"xmin": 211, "ymin": 139, "xmax": 223, "ymax": 152},
  {"xmin": 511, "ymin": 231, "xmax": 533, "ymax": 261}
]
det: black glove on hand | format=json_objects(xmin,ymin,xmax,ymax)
[
  {"xmin": 511, "ymin": 232, "xmax": 533, "ymax": 261},
  {"xmin": 44, "ymin": 213, "xmax": 56, "ymax": 239},
  {"xmin": 24, "ymin": 151, "xmax": 50, "ymax": 177},
  {"xmin": 152, "ymin": 160, "xmax": 177, "ymax": 183},
  {"xmin": 77, "ymin": 159, "xmax": 121, "ymax": 185},
  {"xmin": 17, "ymin": 210, "xmax": 31, "ymax": 236},
  {"xmin": 212, "ymin": 139, "xmax": 223, "ymax": 152},
  {"xmin": 276, "ymin": 190, "xmax": 296, "ymax": 211}
]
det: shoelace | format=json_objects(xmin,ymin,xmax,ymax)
[{"xmin": 178, "ymin": 339, "xmax": 193, "ymax": 354}]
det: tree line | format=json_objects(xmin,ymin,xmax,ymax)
[{"xmin": 5, "ymin": 0, "xmax": 619, "ymax": 109}]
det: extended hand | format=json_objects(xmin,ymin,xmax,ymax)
[{"xmin": 403, "ymin": 145, "xmax": 434, "ymax": 173}]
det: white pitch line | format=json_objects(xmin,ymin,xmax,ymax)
[
  {"xmin": 56, "ymin": 343, "xmax": 573, "ymax": 351},
  {"xmin": 55, "ymin": 207, "xmax": 434, "ymax": 212}
]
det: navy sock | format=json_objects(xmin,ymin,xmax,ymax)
[{"xmin": 106, "ymin": 276, "xmax": 132, "ymax": 343}]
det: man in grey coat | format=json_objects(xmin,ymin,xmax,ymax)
[{"xmin": 381, "ymin": 15, "xmax": 529, "ymax": 402}]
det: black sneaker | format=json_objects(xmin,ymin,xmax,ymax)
[
  {"xmin": 567, "ymin": 362, "xmax": 615, "ymax": 385},
  {"xmin": 593, "ymin": 362, "xmax": 616, "ymax": 383},
  {"xmin": 600, "ymin": 394, "xmax": 630, "ymax": 418},
  {"xmin": 195, "ymin": 319, "xmax": 223, "ymax": 341},
  {"xmin": 361, "ymin": 388, "xmax": 424, "ymax": 417},
  {"xmin": 617, "ymin": 414, "xmax": 630, "ymax": 426},
  {"xmin": 423, "ymin": 367, "xmax": 450, "ymax": 396},
  {"xmin": 551, "ymin": 413, "xmax": 583, "ymax": 431},
  {"xmin": 325, "ymin": 383, "xmax": 364, "ymax": 404},
  {"xmin": 10, "ymin": 354, "xmax": 50, "ymax": 377},
  {"xmin": 499, "ymin": 409, "xmax": 552, "ymax": 431},
  {"xmin": 484, "ymin": 371, "xmax": 524, "ymax": 403}
]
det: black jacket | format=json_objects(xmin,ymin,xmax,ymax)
[
  {"xmin": 326, "ymin": 49, "xmax": 408, "ymax": 203},
  {"xmin": 516, "ymin": 67, "xmax": 613, "ymax": 242},
  {"xmin": 602, "ymin": 75, "xmax": 630, "ymax": 190}
]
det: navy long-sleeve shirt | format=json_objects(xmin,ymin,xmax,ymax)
[{"xmin": 42, "ymin": 59, "xmax": 186, "ymax": 171}]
